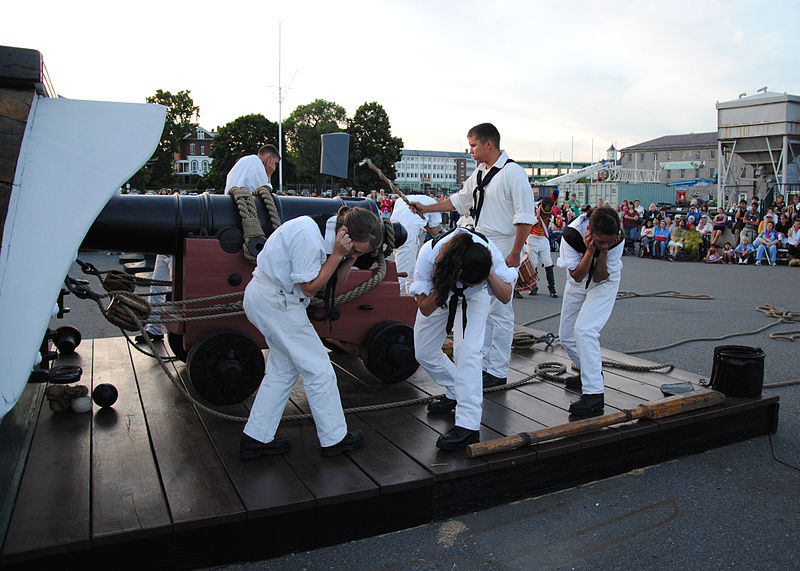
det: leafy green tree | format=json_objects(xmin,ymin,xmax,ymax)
[
  {"xmin": 347, "ymin": 102, "xmax": 403, "ymax": 192},
  {"xmin": 284, "ymin": 99, "xmax": 348, "ymax": 190},
  {"xmin": 128, "ymin": 89, "xmax": 199, "ymax": 189},
  {"xmin": 206, "ymin": 114, "xmax": 283, "ymax": 191}
]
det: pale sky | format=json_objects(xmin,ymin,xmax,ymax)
[{"xmin": 6, "ymin": 0, "xmax": 799, "ymax": 163}]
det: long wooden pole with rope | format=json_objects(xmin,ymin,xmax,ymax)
[
  {"xmin": 466, "ymin": 389, "xmax": 726, "ymax": 458},
  {"xmin": 359, "ymin": 158, "xmax": 425, "ymax": 219}
]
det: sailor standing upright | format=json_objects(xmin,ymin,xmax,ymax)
[
  {"xmin": 410, "ymin": 123, "xmax": 534, "ymax": 388},
  {"xmin": 556, "ymin": 206, "xmax": 624, "ymax": 417},
  {"xmin": 224, "ymin": 144, "xmax": 281, "ymax": 192},
  {"xmin": 390, "ymin": 194, "xmax": 443, "ymax": 294}
]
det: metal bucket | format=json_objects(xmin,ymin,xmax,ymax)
[{"xmin": 710, "ymin": 345, "xmax": 765, "ymax": 398}]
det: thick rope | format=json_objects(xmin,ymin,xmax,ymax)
[
  {"xmin": 253, "ymin": 185, "xmax": 282, "ymax": 231},
  {"xmin": 227, "ymin": 185, "xmax": 264, "ymax": 264}
]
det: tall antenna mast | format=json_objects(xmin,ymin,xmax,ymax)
[{"xmin": 277, "ymin": 23, "xmax": 284, "ymax": 193}]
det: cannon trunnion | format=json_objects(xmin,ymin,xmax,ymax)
[{"xmin": 83, "ymin": 194, "xmax": 419, "ymax": 404}]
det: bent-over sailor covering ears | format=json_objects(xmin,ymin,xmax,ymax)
[
  {"xmin": 556, "ymin": 206, "xmax": 624, "ymax": 418},
  {"xmin": 410, "ymin": 228, "xmax": 517, "ymax": 450},
  {"xmin": 240, "ymin": 206, "xmax": 383, "ymax": 458}
]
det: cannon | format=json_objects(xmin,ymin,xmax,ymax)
[{"xmin": 82, "ymin": 192, "xmax": 420, "ymax": 405}]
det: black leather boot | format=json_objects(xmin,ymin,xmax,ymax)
[
  {"xmin": 436, "ymin": 426, "xmax": 480, "ymax": 450},
  {"xmin": 545, "ymin": 265, "xmax": 558, "ymax": 298},
  {"xmin": 568, "ymin": 394, "xmax": 604, "ymax": 417}
]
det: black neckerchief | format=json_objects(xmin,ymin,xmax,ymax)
[
  {"xmin": 446, "ymin": 286, "xmax": 467, "ymax": 335},
  {"xmin": 470, "ymin": 158, "xmax": 515, "ymax": 226}
]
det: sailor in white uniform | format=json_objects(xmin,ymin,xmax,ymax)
[
  {"xmin": 556, "ymin": 206, "xmax": 624, "ymax": 417},
  {"xmin": 224, "ymin": 144, "xmax": 280, "ymax": 192},
  {"xmin": 390, "ymin": 194, "xmax": 443, "ymax": 294},
  {"xmin": 240, "ymin": 206, "xmax": 384, "ymax": 458},
  {"xmin": 410, "ymin": 228, "xmax": 516, "ymax": 449}
]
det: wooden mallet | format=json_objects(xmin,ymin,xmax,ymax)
[
  {"xmin": 358, "ymin": 157, "xmax": 425, "ymax": 219},
  {"xmin": 466, "ymin": 389, "xmax": 725, "ymax": 458}
]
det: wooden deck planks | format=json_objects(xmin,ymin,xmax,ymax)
[
  {"xmin": 1, "ymin": 333, "xmax": 780, "ymax": 566},
  {"xmin": 90, "ymin": 337, "xmax": 171, "ymax": 545},
  {"xmin": 2, "ymin": 350, "xmax": 92, "ymax": 561},
  {"xmin": 128, "ymin": 343, "xmax": 246, "ymax": 530}
]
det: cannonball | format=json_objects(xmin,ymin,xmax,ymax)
[
  {"xmin": 71, "ymin": 396, "xmax": 93, "ymax": 413},
  {"xmin": 92, "ymin": 383, "xmax": 118, "ymax": 408}
]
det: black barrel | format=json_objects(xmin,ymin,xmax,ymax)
[
  {"xmin": 709, "ymin": 345, "xmax": 765, "ymax": 398},
  {"xmin": 81, "ymin": 193, "xmax": 404, "ymax": 255}
]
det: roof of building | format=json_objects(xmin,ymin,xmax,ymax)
[
  {"xmin": 717, "ymin": 90, "xmax": 800, "ymax": 109},
  {"xmin": 400, "ymin": 149, "xmax": 472, "ymax": 159},
  {"xmin": 620, "ymin": 132, "xmax": 717, "ymax": 153},
  {"xmin": 183, "ymin": 126, "xmax": 217, "ymax": 140}
]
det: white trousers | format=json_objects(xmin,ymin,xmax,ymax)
[
  {"xmin": 480, "ymin": 233, "xmax": 518, "ymax": 379},
  {"xmin": 558, "ymin": 276, "xmax": 619, "ymax": 395},
  {"xmin": 147, "ymin": 254, "xmax": 173, "ymax": 335},
  {"xmin": 413, "ymin": 292, "xmax": 490, "ymax": 430},
  {"xmin": 395, "ymin": 225, "xmax": 424, "ymax": 294},
  {"xmin": 525, "ymin": 235, "xmax": 553, "ymax": 268},
  {"xmin": 243, "ymin": 273, "xmax": 347, "ymax": 447}
]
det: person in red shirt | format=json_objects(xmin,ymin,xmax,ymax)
[{"xmin": 378, "ymin": 188, "xmax": 392, "ymax": 218}]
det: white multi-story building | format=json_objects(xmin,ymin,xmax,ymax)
[
  {"xmin": 174, "ymin": 126, "xmax": 216, "ymax": 180},
  {"xmin": 394, "ymin": 150, "xmax": 476, "ymax": 195}
]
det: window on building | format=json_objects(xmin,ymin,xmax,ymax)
[
  {"xmin": 198, "ymin": 130, "xmax": 204, "ymax": 139},
  {"xmin": 666, "ymin": 170, "xmax": 671, "ymax": 179},
  {"xmin": 202, "ymin": 161, "xmax": 209, "ymax": 173},
  {"xmin": 190, "ymin": 143, "xmax": 196, "ymax": 155},
  {"xmin": 191, "ymin": 160, "xmax": 198, "ymax": 172},
  {"xmin": 640, "ymin": 153, "xmax": 645, "ymax": 161},
  {"xmin": 667, "ymin": 152, "xmax": 672, "ymax": 160},
  {"xmin": 654, "ymin": 153, "xmax": 658, "ymax": 160},
  {"xmin": 201, "ymin": 145, "xmax": 205, "ymax": 156},
  {"xmin": 695, "ymin": 151, "xmax": 701, "ymax": 159},
  {"xmin": 711, "ymin": 150, "xmax": 715, "ymax": 159},
  {"xmin": 680, "ymin": 169, "xmax": 685, "ymax": 178}
]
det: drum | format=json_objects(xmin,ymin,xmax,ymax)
[{"xmin": 515, "ymin": 257, "xmax": 539, "ymax": 292}]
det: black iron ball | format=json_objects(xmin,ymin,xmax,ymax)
[{"xmin": 92, "ymin": 383, "xmax": 118, "ymax": 408}]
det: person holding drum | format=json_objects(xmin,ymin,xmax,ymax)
[
  {"xmin": 410, "ymin": 228, "xmax": 516, "ymax": 449},
  {"xmin": 556, "ymin": 206, "xmax": 624, "ymax": 417},
  {"xmin": 524, "ymin": 196, "xmax": 558, "ymax": 298}
]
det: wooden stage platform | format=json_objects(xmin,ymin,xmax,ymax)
[{"xmin": 1, "ymin": 328, "xmax": 779, "ymax": 568}]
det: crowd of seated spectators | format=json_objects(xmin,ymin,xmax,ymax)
[{"xmin": 551, "ymin": 193, "xmax": 800, "ymax": 267}]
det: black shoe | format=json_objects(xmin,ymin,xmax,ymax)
[
  {"xmin": 549, "ymin": 290, "xmax": 558, "ymax": 298},
  {"xmin": 528, "ymin": 286, "xmax": 539, "ymax": 296},
  {"xmin": 436, "ymin": 426, "xmax": 480, "ymax": 450},
  {"xmin": 563, "ymin": 374, "xmax": 582, "ymax": 391},
  {"xmin": 240, "ymin": 433, "xmax": 290, "ymax": 459},
  {"xmin": 321, "ymin": 429, "xmax": 364, "ymax": 457},
  {"xmin": 427, "ymin": 396, "xmax": 457, "ymax": 413},
  {"xmin": 513, "ymin": 290, "xmax": 523, "ymax": 299},
  {"xmin": 135, "ymin": 332, "xmax": 164, "ymax": 344},
  {"xmin": 568, "ymin": 394, "xmax": 604, "ymax": 417},
  {"xmin": 482, "ymin": 371, "xmax": 507, "ymax": 388}
]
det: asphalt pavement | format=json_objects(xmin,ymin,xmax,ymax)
[{"xmin": 60, "ymin": 251, "xmax": 800, "ymax": 569}]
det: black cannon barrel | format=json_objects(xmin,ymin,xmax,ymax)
[{"xmin": 82, "ymin": 193, "xmax": 404, "ymax": 255}]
